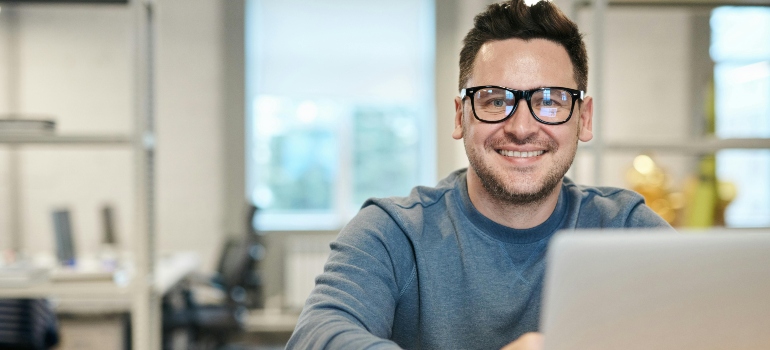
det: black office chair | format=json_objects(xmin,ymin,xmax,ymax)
[
  {"xmin": 0, "ymin": 299, "xmax": 59, "ymax": 350},
  {"xmin": 162, "ymin": 205, "xmax": 265, "ymax": 350}
]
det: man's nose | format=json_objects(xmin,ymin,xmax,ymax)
[{"xmin": 502, "ymin": 100, "xmax": 539, "ymax": 139}]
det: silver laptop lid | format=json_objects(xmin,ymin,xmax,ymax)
[{"xmin": 541, "ymin": 229, "xmax": 770, "ymax": 350}]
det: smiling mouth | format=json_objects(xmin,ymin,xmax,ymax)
[{"xmin": 497, "ymin": 150, "xmax": 545, "ymax": 158}]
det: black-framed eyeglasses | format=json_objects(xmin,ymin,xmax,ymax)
[{"xmin": 460, "ymin": 85, "xmax": 585, "ymax": 125}]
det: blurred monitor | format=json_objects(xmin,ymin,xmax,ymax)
[{"xmin": 51, "ymin": 209, "xmax": 76, "ymax": 266}]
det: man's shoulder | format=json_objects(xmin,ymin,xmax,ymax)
[
  {"xmin": 562, "ymin": 177, "xmax": 644, "ymax": 205},
  {"xmin": 335, "ymin": 170, "xmax": 465, "ymax": 254},
  {"xmin": 355, "ymin": 169, "xmax": 465, "ymax": 232},
  {"xmin": 364, "ymin": 169, "xmax": 464, "ymax": 212},
  {"xmin": 561, "ymin": 177, "xmax": 668, "ymax": 228}
]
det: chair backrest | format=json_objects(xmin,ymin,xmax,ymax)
[
  {"xmin": 213, "ymin": 204, "xmax": 265, "ymax": 307},
  {"xmin": 216, "ymin": 236, "xmax": 257, "ymax": 290}
]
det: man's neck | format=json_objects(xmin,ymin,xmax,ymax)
[{"xmin": 465, "ymin": 171, "xmax": 562, "ymax": 230}]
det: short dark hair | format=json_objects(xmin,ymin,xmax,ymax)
[{"xmin": 458, "ymin": 0, "xmax": 588, "ymax": 92}]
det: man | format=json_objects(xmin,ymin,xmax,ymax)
[{"xmin": 286, "ymin": 0, "xmax": 670, "ymax": 349}]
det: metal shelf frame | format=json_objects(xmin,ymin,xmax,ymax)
[
  {"xmin": 574, "ymin": 0, "xmax": 770, "ymax": 7},
  {"xmin": 0, "ymin": 134, "xmax": 132, "ymax": 144},
  {"xmin": 580, "ymin": 138, "xmax": 770, "ymax": 154},
  {"xmin": 0, "ymin": 1, "xmax": 159, "ymax": 349}
]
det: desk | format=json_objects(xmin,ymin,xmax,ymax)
[
  {"xmin": 244, "ymin": 309, "xmax": 299, "ymax": 334},
  {"xmin": 0, "ymin": 252, "xmax": 201, "ymax": 348}
]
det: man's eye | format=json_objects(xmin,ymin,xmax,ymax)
[
  {"xmin": 534, "ymin": 98, "xmax": 562, "ymax": 107},
  {"xmin": 492, "ymin": 99, "xmax": 505, "ymax": 107}
]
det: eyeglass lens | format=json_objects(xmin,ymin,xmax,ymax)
[{"xmin": 473, "ymin": 87, "xmax": 574, "ymax": 123}]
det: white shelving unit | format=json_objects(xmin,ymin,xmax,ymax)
[
  {"xmin": 0, "ymin": 0, "xmax": 160, "ymax": 349},
  {"xmin": 572, "ymin": 0, "xmax": 770, "ymax": 186}
]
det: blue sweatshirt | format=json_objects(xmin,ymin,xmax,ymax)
[{"xmin": 287, "ymin": 169, "xmax": 670, "ymax": 350}]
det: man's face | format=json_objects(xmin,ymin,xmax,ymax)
[{"xmin": 452, "ymin": 38, "xmax": 593, "ymax": 205}]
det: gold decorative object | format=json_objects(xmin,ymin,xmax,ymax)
[
  {"xmin": 627, "ymin": 153, "xmax": 737, "ymax": 227},
  {"xmin": 626, "ymin": 154, "xmax": 681, "ymax": 224}
]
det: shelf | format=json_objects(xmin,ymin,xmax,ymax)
[
  {"xmin": 575, "ymin": 0, "xmax": 770, "ymax": 7},
  {"xmin": 0, "ymin": 279, "xmax": 130, "ymax": 300},
  {"xmin": 580, "ymin": 137, "xmax": 770, "ymax": 154},
  {"xmin": 0, "ymin": 134, "xmax": 132, "ymax": 145}
]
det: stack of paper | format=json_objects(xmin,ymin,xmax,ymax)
[{"xmin": 0, "ymin": 264, "xmax": 50, "ymax": 286}]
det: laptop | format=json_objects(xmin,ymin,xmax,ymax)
[{"xmin": 540, "ymin": 229, "xmax": 770, "ymax": 350}]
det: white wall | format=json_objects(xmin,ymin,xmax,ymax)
[
  {"xmin": 155, "ymin": 0, "xmax": 227, "ymax": 270},
  {"xmin": 434, "ymin": 0, "xmax": 492, "ymax": 180},
  {"xmin": 574, "ymin": 6, "xmax": 701, "ymax": 190}
]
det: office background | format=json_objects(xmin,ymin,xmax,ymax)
[{"xmin": 0, "ymin": 0, "xmax": 768, "ymax": 347}]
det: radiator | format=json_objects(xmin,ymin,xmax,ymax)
[{"xmin": 284, "ymin": 234, "xmax": 334, "ymax": 310}]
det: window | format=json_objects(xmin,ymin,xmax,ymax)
[
  {"xmin": 711, "ymin": 7, "xmax": 770, "ymax": 227},
  {"xmin": 245, "ymin": 0, "xmax": 436, "ymax": 230}
]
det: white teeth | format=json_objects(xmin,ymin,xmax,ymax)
[{"xmin": 499, "ymin": 150, "xmax": 545, "ymax": 158}]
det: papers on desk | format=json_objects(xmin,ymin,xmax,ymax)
[
  {"xmin": 50, "ymin": 268, "xmax": 116, "ymax": 282},
  {"xmin": 0, "ymin": 252, "xmax": 200, "ymax": 291},
  {"xmin": 0, "ymin": 264, "xmax": 49, "ymax": 286}
]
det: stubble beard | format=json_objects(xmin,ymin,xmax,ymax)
[{"xmin": 463, "ymin": 120, "xmax": 579, "ymax": 206}]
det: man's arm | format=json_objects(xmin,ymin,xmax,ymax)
[{"xmin": 285, "ymin": 205, "xmax": 414, "ymax": 350}]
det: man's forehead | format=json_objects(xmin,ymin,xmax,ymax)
[{"xmin": 470, "ymin": 38, "xmax": 576, "ymax": 89}]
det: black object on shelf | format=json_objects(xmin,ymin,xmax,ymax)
[
  {"xmin": 51, "ymin": 209, "xmax": 76, "ymax": 266},
  {"xmin": 101, "ymin": 205, "xmax": 117, "ymax": 245}
]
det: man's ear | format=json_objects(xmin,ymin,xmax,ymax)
[
  {"xmin": 577, "ymin": 96, "xmax": 593, "ymax": 142},
  {"xmin": 452, "ymin": 96, "xmax": 464, "ymax": 140}
]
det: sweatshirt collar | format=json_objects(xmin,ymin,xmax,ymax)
[{"xmin": 455, "ymin": 170, "xmax": 567, "ymax": 244}]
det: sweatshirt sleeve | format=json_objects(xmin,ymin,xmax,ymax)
[{"xmin": 285, "ymin": 204, "xmax": 415, "ymax": 350}]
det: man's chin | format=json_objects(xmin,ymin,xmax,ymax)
[
  {"xmin": 499, "ymin": 184, "xmax": 556, "ymax": 205},
  {"xmin": 482, "ymin": 172, "xmax": 562, "ymax": 206},
  {"xmin": 466, "ymin": 146, "xmax": 568, "ymax": 206}
]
